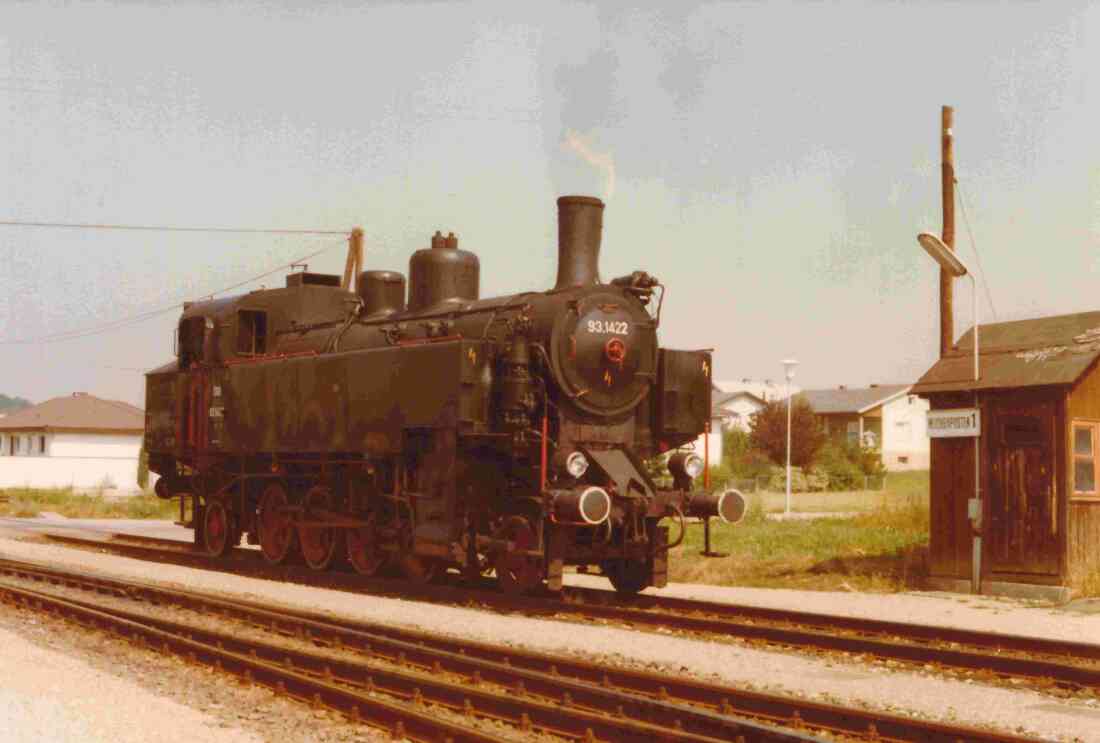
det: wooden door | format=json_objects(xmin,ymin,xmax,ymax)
[
  {"xmin": 929, "ymin": 436, "xmax": 974, "ymax": 578},
  {"xmin": 988, "ymin": 404, "xmax": 1059, "ymax": 575}
]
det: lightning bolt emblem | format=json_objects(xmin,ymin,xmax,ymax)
[
  {"xmin": 702, "ymin": 360, "xmax": 710, "ymax": 377},
  {"xmin": 603, "ymin": 370, "xmax": 613, "ymax": 386},
  {"xmin": 468, "ymin": 348, "xmax": 477, "ymax": 364}
]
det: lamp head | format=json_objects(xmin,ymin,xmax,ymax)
[
  {"xmin": 917, "ymin": 232, "xmax": 969, "ymax": 278},
  {"xmin": 782, "ymin": 359, "xmax": 798, "ymax": 381}
]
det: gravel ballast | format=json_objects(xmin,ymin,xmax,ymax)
[
  {"xmin": 0, "ymin": 614, "xmax": 262, "ymax": 743},
  {"xmin": 1, "ymin": 535, "xmax": 1099, "ymax": 741},
  {"xmin": 565, "ymin": 573, "xmax": 1100, "ymax": 645}
]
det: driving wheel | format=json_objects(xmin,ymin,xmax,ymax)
[
  {"xmin": 493, "ymin": 516, "xmax": 544, "ymax": 595},
  {"xmin": 202, "ymin": 499, "xmax": 234, "ymax": 557},
  {"xmin": 399, "ymin": 554, "xmax": 439, "ymax": 584},
  {"xmin": 299, "ymin": 486, "xmax": 341, "ymax": 571},
  {"xmin": 258, "ymin": 482, "xmax": 298, "ymax": 565},
  {"xmin": 602, "ymin": 559, "xmax": 649, "ymax": 595},
  {"xmin": 346, "ymin": 513, "xmax": 387, "ymax": 576}
]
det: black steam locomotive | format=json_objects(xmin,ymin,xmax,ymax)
[{"xmin": 145, "ymin": 196, "xmax": 742, "ymax": 594}]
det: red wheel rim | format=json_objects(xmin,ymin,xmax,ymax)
[
  {"xmin": 299, "ymin": 486, "xmax": 339, "ymax": 571},
  {"xmin": 346, "ymin": 515, "xmax": 386, "ymax": 576},
  {"xmin": 203, "ymin": 500, "xmax": 230, "ymax": 557},
  {"xmin": 258, "ymin": 484, "xmax": 295, "ymax": 564}
]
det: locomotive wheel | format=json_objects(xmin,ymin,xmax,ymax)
[
  {"xmin": 258, "ymin": 483, "xmax": 298, "ymax": 565},
  {"xmin": 299, "ymin": 486, "xmax": 341, "ymax": 571},
  {"xmin": 346, "ymin": 514, "xmax": 387, "ymax": 576},
  {"xmin": 202, "ymin": 500, "xmax": 233, "ymax": 557},
  {"xmin": 602, "ymin": 559, "xmax": 649, "ymax": 596},
  {"xmin": 399, "ymin": 554, "xmax": 439, "ymax": 584},
  {"xmin": 494, "ymin": 516, "xmax": 543, "ymax": 595}
]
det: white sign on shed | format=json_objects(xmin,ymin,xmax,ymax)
[{"xmin": 927, "ymin": 408, "xmax": 981, "ymax": 438}]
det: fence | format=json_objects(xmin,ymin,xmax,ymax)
[{"xmin": 723, "ymin": 473, "xmax": 886, "ymax": 494}]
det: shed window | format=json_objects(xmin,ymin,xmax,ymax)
[
  {"xmin": 237, "ymin": 310, "xmax": 268, "ymax": 355},
  {"xmin": 1073, "ymin": 422, "xmax": 1099, "ymax": 496},
  {"xmin": 38, "ymin": 435, "xmax": 47, "ymax": 455}
]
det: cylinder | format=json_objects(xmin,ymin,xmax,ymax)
[
  {"xmin": 555, "ymin": 195, "xmax": 604, "ymax": 290},
  {"xmin": 551, "ymin": 486, "xmax": 611, "ymax": 525},
  {"xmin": 686, "ymin": 489, "xmax": 747, "ymax": 524},
  {"xmin": 408, "ymin": 231, "xmax": 480, "ymax": 312},
  {"xmin": 356, "ymin": 270, "xmax": 406, "ymax": 317}
]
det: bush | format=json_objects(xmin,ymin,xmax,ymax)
[
  {"xmin": 749, "ymin": 398, "xmax": 826, "ymax": 468},
  {"xmin": 852, "ymin": 443, "xmax": 886, "ymax": 477},
  {"xmin": 137, "ymin": 443, "xmax": 149, "ymax": 490},
  {"xmin": 815, "ymin": 442, "xmax": 864, "ymax": 491}
]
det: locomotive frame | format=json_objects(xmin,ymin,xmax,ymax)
[{"xmin": 145, "ymin": 195, "xmax": 742, "ymax": 595}]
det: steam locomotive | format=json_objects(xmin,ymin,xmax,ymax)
[{"xmin": 144, "ymin": 196, "xmax": 742, "ymax": 595}]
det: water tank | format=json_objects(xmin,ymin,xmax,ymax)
[
  {"xmin": 356, "ymin": 270, "xmax": 406, "ymax": 318},
  {"xmin": 407, "ymin": 231, "xmax": 479, "ymax": 313}
]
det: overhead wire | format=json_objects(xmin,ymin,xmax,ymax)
[
  {"xmin": 955, "ymin": 177, "xmax": 998, "ymax": 322},
  {"xmin": 0, "ymin": 235, "xmax": 349, "ymax": 345},
  {"xmin": 0, "ymin": 219, "xmax": 348, "ymax": 236}
]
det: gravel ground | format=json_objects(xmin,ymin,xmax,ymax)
[
  {"xmin": 0, "ymin": 606, "xmax": 264, "ymax": 743},
  {"xmin": 2, "ymin": 535, "xmax": 1100, "ymax": 740},
  {"xmin": 0, "ymin": 598, "xmax": 388, "ymax": 743},
  {"xmin": 565, "ymin": 573, "xmax": 1100, "ymax": 643}
]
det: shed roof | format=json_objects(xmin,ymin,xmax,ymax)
[
  {"xmin": 912, "ymin": 311, "xmax": 1100, "ymax": 394},
  {"xmin": 799, "ymin": 385, "xmax": 911, "ymax": 414},
  {"xmin": 0, "ymin": 393, "xmax": 144, "ymax": 433}
]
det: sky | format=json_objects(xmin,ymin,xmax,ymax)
[{"xmin": 1, "ymin": 1, "xmax": 1097, "ymax": 406}]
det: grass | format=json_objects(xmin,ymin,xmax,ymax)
[
  {"xmin": 670, "ymin": 470, "xmax": 930, "ymax": 592},
  {"xmin": 0, "ymin": 486, "xmax": 177, "ymax": 520},
  {"xmin": 0, "ymin": 473, "xmax": 933, "ymax": 593}
]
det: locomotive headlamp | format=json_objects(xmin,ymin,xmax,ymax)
[
  {"xmin": 667, "ymin": 452, "xmax": 704, "ymax": 482},
  {"xmin": 565, "ymin": 451, "xmax": 589, "ymax": 478}
]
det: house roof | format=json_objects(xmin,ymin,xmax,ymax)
[
  {"xmin": 799, "ymin": 385, "xmax": 911, "ymax": 415},
  {"xmin": 912, "ymin": 311, "xmax": 1100, "ymax": 394},
  {"xmin": 714, "ymin": 390, "xmax": 765, "ymax": 407},
  {"xmin": 0, "ymin": 393, "xmax": 144, "ymax": 433}
]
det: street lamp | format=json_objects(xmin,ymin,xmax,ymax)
[
  {"xmin": 917, "ymin": 233, "xmax": 978, "ymax": 381},
  {"xmin": 782, "ymin": 359, "xmax": 799, "ymax": 518},
  {"xmin": 916, "ymin": 232, "xmax": 982, "ymax": 593}
]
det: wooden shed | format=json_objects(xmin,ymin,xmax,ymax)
[{"xmin": 913, "ymin": 310, "xmax": 1100, "ymax": 601}]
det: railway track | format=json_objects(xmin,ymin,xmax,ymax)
[
  {"xmin": 0, "ymin": 552, "xmax": 1047, "ymax": 742},
  {"xmin": 38, "ymin": 530, "xmax": 1100, "ymax": 696}
]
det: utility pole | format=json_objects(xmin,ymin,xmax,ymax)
[
  {"xmin": 940, "ymin": 105, "xmax": 955, "ymax": 358},
  {"xmin": 343, "ymin": 227, "xmax": 364, "ymax": 291}
]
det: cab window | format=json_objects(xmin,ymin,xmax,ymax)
[
  {"xmin": 237, "ymin": 310, "xmax": 268, "ymax": 355},
  {"xmin": 178, "ymin": 316, "xmax": 206, "ymax": 368}
]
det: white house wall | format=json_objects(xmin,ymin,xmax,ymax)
[
  {"xmin": 0, "ymin": 432, "xmax": 146, "ymax": 492},
  {"xmin": 686, "ymin": 428, "xmax": 724, "ymax": 469},
  {"xmin": 720, "ymin": 397, "xmax": 765, "ymax": 432},
  {"xmin": 880, "ymin": 395, "xmax": 930, "ymax": 470}
]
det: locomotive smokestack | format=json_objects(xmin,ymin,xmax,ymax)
[{"xmin": 555, "ymin": 195, "xmax": 604, "ymax": 290}]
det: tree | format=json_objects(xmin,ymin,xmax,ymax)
[
  {"xmin": 722, "ymin": 428, "xmax": 773, "ymax": 478},
  {"xmin": 749, "ymin": 397, "xmax": 825, "ymax": 469},
  {"xmin": 0, "ymin": 394, "xmax": 31, "ymax": 413}
]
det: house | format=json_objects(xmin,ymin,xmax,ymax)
[
  {"xmin": 799, "ymin": 385, "xmax": 930, "ymax": 471},
  {"xmin": 711, "ymin": 389, "xmax": 768, "ymax": 433},
  {"xmin": 714, "ymin": 378, "xmax": 798, "ymax": 405},
  {"xmin": 687, "ymin": 383, "xmax": 778, "ymax": 470},
  {"xmin": 0, "ymin": 393, "xmax": 148, "ymax": 493},
  {"xmin": 913, "ymin": 310, "xmax": 1100, "ymax": 600}
]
